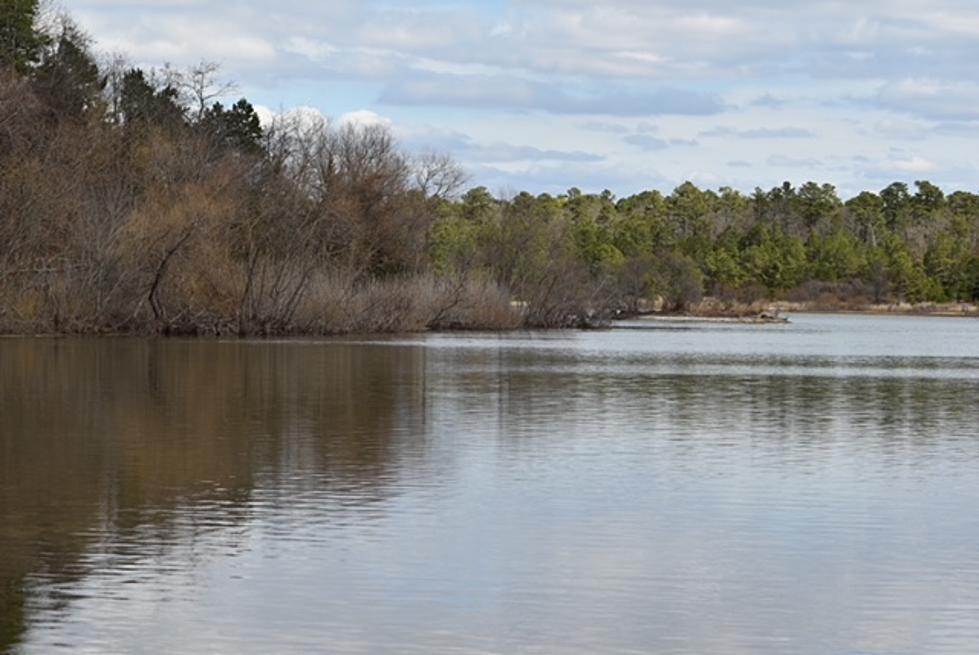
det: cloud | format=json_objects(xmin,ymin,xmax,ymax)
[
  {"xmin": 868, "ymin": 116, "xmax": 979, "ymax": 141},
  {"xmin": 463, "ymin": 143, "xmax": 605, "ymax": 163},
  {"xmin": 751, "ymin": 93, "xmax": 786, "ymax": 108},
  {"xmin": 339, "ymin": 110, "xmax": 393, "ymax": 128},
  {"xmin": 74, "ymin": 8, "xmax": 281, "ymax": 66},
  {"xmin": 624, "ymin": 134, "xmax": 669, "ymax": 150},
  {"xmin": 580, "ymin": 121, "xmax": 630, "ymax": 134},
  {"xmin": 468, "ymin": 161, "xmax": 667, "ymax": 196},
  {"xmin": 70, "ymin": 0, "xmax": 979, "ymax": 194},
  {"xmin": 871, "ymin": 117, "xmax": 929, "ymax": 140},
  {"xmin": 700, "ymin": 126, "xmax": 816, "ymax": 139},
  {"xmin": 886, "ymin": 155, "xmax": 938, "ymax": 173},
  {"xmin": 379, "ymin": 74, "xmax": 725, "ymax": 116},
  {"xmin": 872, "ymin": 78, "xmax": 979, "ymax": 120},
  {"xmin": 253, "ymin": 105, "xmax": 330, "ymax": 129},
  {"xmin": 400, "ymin": 127, "xmax": 605, "ymax": 164},
  {"xmin": 254, "ymin": 106, "xmax": 607, "ymax": 166},
  {"xmin": 767, "ymin": 155, "xmax": 824, "ymax": 168},
  {"xmin": 860, "ymin": 153, "xmax": 947, "ymax": 183},
  {"xmin": 934, "ymin": 121, "xmax": 979, "ymax": 136},
  {"xmin": 76, "ymin": 0, "xmax": 979, "ymax": 84}
]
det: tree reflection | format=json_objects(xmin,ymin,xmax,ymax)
[{"xmin": 0, "ymin": 339, "xmax": 427, "ymax": 651}]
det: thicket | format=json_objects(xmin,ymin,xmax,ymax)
[
  {"xmin": 1, "ymin": 3, "xmax": 977, "ymax": 335},
  {"xmin": 0, "ymin": 4, "xmax": 523, "ymax": 334}
]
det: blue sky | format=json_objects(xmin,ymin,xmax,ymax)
[{"xmin": 72, "ymin": 0, "xmax": 979, "ymax": 197}]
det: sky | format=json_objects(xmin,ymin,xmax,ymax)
[{"xmin": 70, "ymin": 0, "xmax": 979, "ymax": 197}]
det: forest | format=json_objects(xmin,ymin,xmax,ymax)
[{"xmin": 2, "ymin": 2, "xmax": 978, "ymax": 335}]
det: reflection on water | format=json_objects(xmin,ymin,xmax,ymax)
[{"xmin": 2, "ymin": 314, "xmax": 979, "ymax": 654}]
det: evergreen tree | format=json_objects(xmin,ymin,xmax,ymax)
[
  {"xmin": 118, "ymin": 68, "xmax": 185, "ymax": 128},
  {"xmin": 0, "ymin": 0, "xmax": 44, "ymax": 74},
  {"xmin": 199, "ymin": 98, "xmax": 264, "ymax": 155},
  {"xmin": 33, "ymin": 23, "xmax": 105, "ymax": 119}
]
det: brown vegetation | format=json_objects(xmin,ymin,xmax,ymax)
[{"xmin": 0, "ymin": 67, "xmax": 528, "ymax": 335}]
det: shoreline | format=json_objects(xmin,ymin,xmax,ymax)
[
  {"xmin": 680, "ymin": 299, "xmax": 979, "ymax": 321},
  {"xmin": 3, "ymin": 303, "xmax": 977, "ymax": 339},
  {"xmin": 766, "ymin": 301, "xmax": 978, "ymax": 318}
]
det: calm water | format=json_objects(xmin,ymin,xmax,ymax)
[{"xmin": 2, "ymin": 314, "xmax": 979, "ymax": 654}]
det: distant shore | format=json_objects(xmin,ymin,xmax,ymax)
[{"xmin": 660, "ymin": 298, "xmax": 979, "ymax": 322}]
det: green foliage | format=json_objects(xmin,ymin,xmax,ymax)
[
  {"xmin": 924, "ymin": 227, "xmax": 973, "ymax": 301},
  {"xmin": 0, "ymin": 0, "xmax": 45, "ymax": 74},
  {"xmin": 428, "ymin": 177, "xmax": 979, "ymax": 311},
  {"xmin": 913, "ymin": 180, "xmax": 945, "ymax": 217},
  {"xmin": 118, "ymin": 68, "xmax": 185, "ymax": 128},
  {"xmin": 572, "ymin": 212, "xmax": 624, "ymax": 273},
  {"xmin": 880, "ymin": 182, "xmax": 911, "ymax": 230},
  {"xmin": 668, "ymin": 181, "xmax": 714, "ymax": 243},
  {"xmin": 200, "ymin": 99, "xmax": 264, "ymax": 155},
  {"xmin": 808, "ymin": 230, "xmax": 865, "ymax": 282},
  {"xmin": 743, "ymin": 227, "xmax": 808, "ymax": 294},
  {"xmin": 882, "ymin": 237, "xmax": 937, "ymax": 303},
  {"xmin": 704, "ymin": 242, "xmax": 744, "ymax": 289},
  {"xmin": 650, "ymin": 252, "xmax": 704, "ymax": 311},
  {"xmin": 845, "ymin": 191, "xmax": 885, "ymax": 246},
  {"xmin": 32, "ymin": 23, "xmax": 105, "ymax": 119},
  {"xmin": 968, "ymin": 256, "xmax": 979, "ymax": 301},
  {"xmin": 430, "ymin": 205, "xmax": 481, "ymax": 276},
  {"xmin": 796, "ymin": 181, "xmax": 841, "ymax": 232}
]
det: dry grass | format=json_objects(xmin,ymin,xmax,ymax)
[{"xmin": 282, "ymin": 272, "xmax": 521, "ymax": 335}]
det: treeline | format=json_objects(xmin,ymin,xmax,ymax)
[
  {"xmin": 1, "ymin": 3, "xmax": 977, "ymax": 335},
  {"xmin": 434, "ymin": 179, "xmax": 979, "ymax": 318}
]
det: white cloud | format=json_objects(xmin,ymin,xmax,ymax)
[
  {"xmin": 624, "ymin": 134, "xmax": 670, "ymax": 150},
  {"xmin": 379, "ymin": 74, "xmax": 724, "ymax": 116},
  {"xmin": 70, "ymin": 0, "xmax": 979, "ymax": 194},
  {"xmin": 874, "ymin": 79, "xmax": 979, "ymax": 120},
  {"xmin": 254, "ymin": 105, "xmax": 331, "ymax": 129},
  {"xmin": 700, "ymin": 126, "xmax": 815, "ymax": 139},
  {"xmin": 888, "ymin": 155, "xmax": 938, "ymax": 173},
  {"xmin": 339, "ymin": 110, "xmax": 393, "ymax": 129}
]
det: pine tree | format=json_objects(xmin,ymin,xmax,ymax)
[{"xmin": 0, "ymin": 0, "xmax": 44, "ymax": 74}]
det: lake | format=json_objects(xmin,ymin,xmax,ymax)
[{"xmin": 2, "ymin": 314, "xmax": 979, "ymax": 654}]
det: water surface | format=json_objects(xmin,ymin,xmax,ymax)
[{"xmin": 2, "ymin": 314, "xmax": 979, "ymax": 654}]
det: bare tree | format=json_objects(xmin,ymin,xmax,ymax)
[
  {"xmin": 181, "ymin": 60, "xmax": 237, "ymax": 122},
  {"xmin": 413, "ymin": 152, "xmax": 467, "ymax": 199},
  {"xmin": 98, "ymin": 52, "xmax": 129, "ymax": 122}
]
